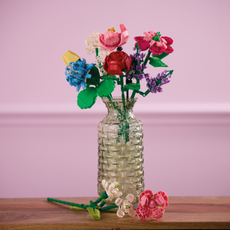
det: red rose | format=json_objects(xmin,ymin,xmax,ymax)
[{"xmin": 103, "ymin": 51, "xmax": 133, "ymax": 75}]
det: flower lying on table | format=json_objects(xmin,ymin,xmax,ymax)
[
  {"xmin": 47, "ymin": 180, "xmax": 168, "ymax": 221},
  {"xmin": 136, "ymin": 190, "xmax": 169, "ymax": 220}
]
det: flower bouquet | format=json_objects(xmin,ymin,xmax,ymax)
[
  {"xmin": 62, "ymin": 24, "xmax": 174, "ymax": 205},
  {"xmin": 63, "ymin": 24, "xmax": 174, "ymax": 108}
]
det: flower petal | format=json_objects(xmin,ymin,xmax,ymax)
[
  {"xmin": 134, "ymin": 36, "xmax": 150, "ymax": 51},
  {"xmin": 162, "ymin": 36, "xmax": 173, "ymax": 45}
]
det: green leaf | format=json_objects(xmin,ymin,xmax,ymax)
[
  {"xmin": 87, "ymin": 207, "xmax": 100, "ymax": 220},
  {"xmin": 152, "ymin": 52, "xmax": 169, "ymax": 60},
  {"xmin": 86, "ymin": 66, "xmax": 100, "ymax": 86},
  {"xmin": 77, "ymin": 87, "xmax": 97, "ymax": 109},
  {"xmin": 123, "ymin": 83, "xmax": 140, "ymax": 91},
  {"xmin": 149, "ymin": 57, "xmax": 168, "ymax": 68},
  {"xmin": 97, "ymin": 79, "xmax": 115, "ymax": 98},
  {"xmin": 101, "ymin": 75, "xmax": 119, "ymax": 80}
]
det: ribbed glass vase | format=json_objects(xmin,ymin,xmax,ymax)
[{"xmin": 97, "ymin": 97, "xmax": 144, "ymax": 205}]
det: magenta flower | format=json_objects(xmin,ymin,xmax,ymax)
[
  {"xmin": 150, "ymin": 207, "xmax": 165, "ymax": 220},
  {"xmin": 134, "ymin": 31, "xmax": 173, "ymax": 55},
  {"xmin": 99, "ymin": 24, "xmax": 129, "ymax": 51},
  {"xmin": 136, "ymin": 190, "xmax": 168, "ymax": 220},
  {"xmin": 136, "ymin": 206, "xmax": 151, "ymax": 220}
]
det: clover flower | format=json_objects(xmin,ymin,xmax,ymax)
[
  {"xmin": 115, "ymin": 194, "xmax": 136, "ymax": 218},
  {"xmin": 65, "ymin": 59, "xmax": 94, "ymax": 92},
  {"xmin": 102, "ymin": 179, "xmax": 122, "ymax": 202}
]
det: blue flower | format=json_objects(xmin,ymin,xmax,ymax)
[{"xmin": 65, "ymin": 59, "xmax": 95, "ymax": 92}]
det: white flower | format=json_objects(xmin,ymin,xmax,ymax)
[
  {"xmin": 85, "ymin": 32, "xmax": 100, "ymax": 55},
  {"xmin": 115, "ymin": 194, "xmax": 136, "ymax": 218},
  {"xmin": 102, "ymin": 179, "xmax": 122, "ymax": 201}
]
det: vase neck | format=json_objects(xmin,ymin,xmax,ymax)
[{"xmin": 102, "ymin": 98, "xmax": 137, "ymax": 117}]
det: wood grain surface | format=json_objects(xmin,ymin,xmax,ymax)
[{"xmin": 0, "ymin": 197, "xmax": 230, "ymax": 229}]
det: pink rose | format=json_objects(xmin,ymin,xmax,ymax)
[{"xmin": 99, "ymin": 24, "xmax": 129, "ymax": 51}]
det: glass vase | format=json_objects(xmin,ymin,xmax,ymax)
[{"xmin": 97, "ymin": 97, "xmax": 144, "ymax": 205}]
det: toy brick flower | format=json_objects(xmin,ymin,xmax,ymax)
[
  {"xmin": 85, "ymin": 32, "xmax": 101, "ymax": 55},
  {"xmin": 115, "ymin": 194, "xmax": 136, "ymax": 218},
  {"xmin": 99, "ymin": 24, "xmax": 129, "ymax": 51},
  {"xmin": 103, "ymin": 51, "xmax": 133, "ymax": 75},
  {"xmin": 102, "ymin": 179, "xmax": 122, "ymax": 201},
  {"xmin": 136, "ymin": 190, "xmax": 168, "ymax": 220},
  {"xmin": 136, "ymin": 205, "xmax": 151, "ymax": 220},
  {"xmin": 134, "ymin": 31, "xmax": 173, "ymax": 55},
  {"xmin": 65, "ymin": 59, "xmax": 95, "ymax": 92}
]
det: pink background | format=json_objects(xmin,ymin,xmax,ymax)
[{"xmin": 0, "ymin": 0, "xmax": 230, "ymax": 198}]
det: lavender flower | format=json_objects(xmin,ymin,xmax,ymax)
[
  {"xmin": 136, "ymin": 65, "xmax": 142, "ymax": 71},
  {"xmin": 146, "ymin": 70, "xmax": 171, "ymax": 94}
]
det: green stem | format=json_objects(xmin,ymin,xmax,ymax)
[
  {"xmin": 143, "ymin": 50, "xmax": 151, "ymax": 66},
  {"xmin": 120, "ymin": 75, "xmax": 126, "ymax": 121},
  {"xmin": 136, "ymin": 89, "xmax": 151, "ymax": 97},
  {"xmin": 130, "ymin": 78, "xmax": 140, "ymax": 99},
  {"xmin": 95, "ymin": 48, "xmax": 102, "ymax": 69},
  {"xmin": 47, "ymin": 198, "xmax": 88, "ymax": 209},
  {"xmin": 120, "ymin": 75, "xmax": 129, "ymax": 143},
  {"xmin": 95, "ymin": 48, "xmax": 99, "ymax": 57},
  {"xmin": 99, "ymin": 201, "xmax": 106, "ymax": 208},
  {"xmin": 131, "ymin": 90, "xmax": 136, "ymax": 99},
  {"xmin": 102, "ymin": 205, "xmax": 118, "ymax": 211}
]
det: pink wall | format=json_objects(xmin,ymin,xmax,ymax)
[{"xmin": 0, "ymin": 0, "xmax": 230, "ymax": 198}]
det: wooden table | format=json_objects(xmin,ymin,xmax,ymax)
[{"xmin": 0, "ymin": 197, "xmax": 230, "ymax": 229}]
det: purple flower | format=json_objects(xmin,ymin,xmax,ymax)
[
  {"xmin": 127, "ymin": 73, "xmax": 131, "ymax": 79},
  {"xmin": 142, "ymin": 64, "xmax": 147, "ymax": 70},
  {"xmin": 145, "ymin": 70, "xmax": 172, "ymax": 94},
  {"xmin": 161, "ymin": 78, "xmax": 170, "ymax": 85},
  {"xmin": 140, "ymin": 53, "xmax": 146, "ymax": 59},
  {"xmin": 138, "ymin": 74, "xmax": 144, "ymax": 80},
  {"xmin": 136, "ymin": 65, "xmax": 142, "ymax": 71}
]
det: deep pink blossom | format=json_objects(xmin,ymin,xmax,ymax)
[
  {"xmin": 150, "ymin": 207, "xmax": 165, "ymax": 220},
  {"xmin": 134, "ymin": 31, "xmax": 173, "ymax": 55},
  {"xmin": 136, "ymin": 190, "xmax": 168, "ymax": 220},
  {"xmin": 99, "ymin": 24, "xmax": 129, "ymax": 51},
  {"xmin": 154, "ymin": 191, "xmax": 169, "ymax": 208},
  {"xmin": 136, "ymin": 206, "xmax": 151, "ymax": 220}
]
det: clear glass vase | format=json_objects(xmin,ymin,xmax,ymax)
[{"xmin": 97, "ymin": 97, "xmax": 144, "ymax": 205}]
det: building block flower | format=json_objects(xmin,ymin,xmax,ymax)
[
  {"xmin": 136, "ymin": 205, "xmax": 151, "ymax": 220},
  {"xmin": 99, "ymin": 24, "xmax": 129, "ymax": 51},
  {"xmin": 134, "ymin": 31, "xmax": 173, "ymax": 55},
  {"xmin": 102, "ymin": 179, "xmax": 122, "ymax": 201},
  {"xmin": 115, "ymin": 194, "xmax": 136, "ymax": 218},
  {"xmin": 103, "ymin": 51, "xmax": 133, "ymax": 75},
  {"xmin": 62, "ymin": 50, "xmax": 80, "ymax": 66},
  {"xmin": 65, "ymin": 58, "xmax": 95, "ymax": 92},
  {"xmin": 150, "ymin": 207, "xmax": 165, "ymax": 220},
  {"xmin": 136, "ymin": 190, "xmax": 168, "ymax": 220}
]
